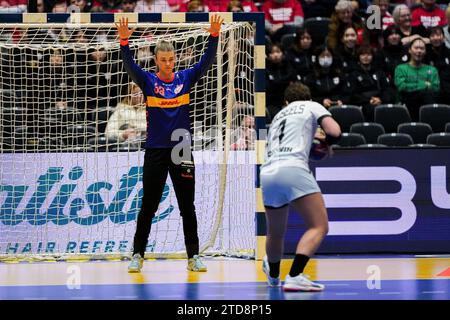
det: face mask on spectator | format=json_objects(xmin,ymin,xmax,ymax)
[{"xmin": 319, "ymin": 57, "xmax": 333, "ymax": 68}]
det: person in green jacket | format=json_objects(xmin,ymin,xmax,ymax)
[{"xmin": 394, "ymin": 37, "xmax": 440, "ymax": 121}]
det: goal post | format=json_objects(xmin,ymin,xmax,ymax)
[{"xmin": 0, "ymin": 12, "xmax": 266, "ymax": 261}]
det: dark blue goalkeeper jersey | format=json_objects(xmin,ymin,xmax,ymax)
[{"xmin": 120, "ymin": 35, "xmax": 218, "ymax": 148}]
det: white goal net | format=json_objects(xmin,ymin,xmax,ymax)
[{"xmin": 0, "ymin": 19, "xmax": 256, "ymax": 261}]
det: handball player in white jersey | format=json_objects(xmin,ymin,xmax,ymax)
[{"xmin": 260, "ymin": 82, "xmax": 341, "ymax": 292}]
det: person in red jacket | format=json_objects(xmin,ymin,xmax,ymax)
[
  {"xmin": 262, "ymin": 0, "xmax": 305, "ymax": 43},
  {"xmin": 411, "ymin": 0, "xmax": 447, "ymax": 28}
]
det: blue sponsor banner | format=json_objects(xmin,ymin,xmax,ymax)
[{"xmin": 285, "ymin": 148, "xmax": 450, "ymax": 253}]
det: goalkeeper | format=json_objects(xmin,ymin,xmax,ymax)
[{"xmin": 115, "ymin": 15, "xmax": 223, "ymax": 273}]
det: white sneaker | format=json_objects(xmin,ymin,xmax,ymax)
[
  {"xmin": 262, "ymin": 256, "xmax": 281, "ymax": 287},
  {"xmin": 187, "ymin": 255, "xmax": 207, "ymax": 272},
  {"xmin": 283, "ymin": 273, "xmax": 325, "ymax": 292},
  {"xmin": 128, "ymin": 253, "xmax": 144, "ymax": 273}
]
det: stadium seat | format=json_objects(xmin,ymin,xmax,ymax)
[
  {"xmin": 419, "ymin": 104, "xmax": 450, "ymax": 132},
  {"xmin": 303, "ymin": 17, "xmax": 331, "ymax": 47},
  {"xmin": 334, "ymin": 132, "xmax": 366, "ymax": 147},
  {"xmin": 409, "ymin": 143, "xmax": 436, "ymax": 148},
  {"xmin": 397, "ymin": 122, "xmax": 433, "ymax": 144},
  {"xmin": 357, "ymin": 143, "xmax": 387, "ymax": 148},
  {"xmin": 426, "ymin": 133, "xmax": 450, "ymax": 146},
  {"xmin": 280, "ymin": 33, "xmax": 296, "ymax": 50},
  {"xmin": 374, "ymin": 104, "xmax": 411, "ymax": 133},
  {"xmin": 329, "ymin": 105, "xmax": 365, "ymax": 133},
  {"xmin": 88, "ymin": 136, "xmax": 118, "ymax": 151},
  {"xmin": 377, "ymin": 133, "xmax": 414, "ymax": 147},
  {"xmin": 445, "ymin": 123, "xmax": 450, "ymax": 133},
  {"xmin": 65, "ymin": 124, "xmax": 96, "ymax": 146},
  {"xmin": 350, "ymin": 122, "xmax": 385, "ymax": 144}
]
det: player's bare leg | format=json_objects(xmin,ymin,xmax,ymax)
[
  {"xmin": 263, "ymin": 205, "xmax": 289, "ymax": 287},
  {"xmin": 283, "ymin": 192, "xmax": 328, "ymax": 291}
]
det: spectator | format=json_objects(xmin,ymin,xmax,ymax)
[
  {"xmin": 334, "ymin": 25, "xmax": 359, "ymax": 73},
  {"xmin": 186, "ymin": 0, "xmax": 205, "ymax": 12},
  {"xmin": 52, "ymin": 0, "xmax": 67, "ymax": 12},
  {"xmin": 425, "ymin": 26, "xmax": 450, "ymax": 104},
  {"xmin": 303, "ymin": 45, "xmax": 351, "ymax": 108},
  {"xmin": 327, "ymin": 0, "xmax": 369, "ymax": 50},
  {"xmin": 372, "ymin": 0, "xmax": 395, "ymax": 30},
  {"xmin": 105, "ymin": 82, "xmax": 146, "ymax": 142},
  {"xmin": 392, "ymin": 4, "xmax": 429, "ymax": 46},
  {"xmin": 411, "ymin": 0, "xmax": 447, "ymax": 29},
  {"xmin": 299, "ymin": 0, "xmax": 336, "ymax": 19},
  {"xmin": 0, "ymin": 0, "xmax": 27, "ymax": 13},
  {"xmin": 230, "ymin": 115, "xmax": 255, "ymax": 150},
  {"xmin": 284, "ymin": 27, "xmax": 314, "ymax": 82},
  {"xmin": 348, "ymin": 46, "xmax": 394, "ymax": 120},
  {"xmin": 120, "ymin": 0, "xmax": 137, "ymax": 12},
  {"xmin": 266, "ymin": 43, "xmax": 296, "ymax": 120},
  {"xmin": 395, "ymin": 37, "xmax": 440, "ymax": 120},
  {"xmin": 226, "ymin": 0, "xmax": 243, "ymax": 12},
  {"xmin": 375, "ymin": 25, "xmax": 409, "ymax": 80},
  {"xmin": 134, "ymin": 0, "xmax": 170, "ymax": 12},
  {"xmin": 262, "ymin": 0, "xmax": 305, "ymax": 44},
  {"xmin": 178, "ymin": 0, "xmax": 220, "ymax": 12},
  {"xmin": 221, "ymin": 0, "xmax": 258, "ymax": 12},
  {"xmin": 444, "ymin": 5, "xmax": 450, "ymax": 49}
]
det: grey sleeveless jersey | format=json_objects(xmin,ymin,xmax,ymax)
[{"xmin": 262, "ymin": 101, "xmax": 331, "ymax": 170}]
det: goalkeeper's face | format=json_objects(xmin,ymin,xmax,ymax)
[{"xmin": 155, "ymin": 50, "xmax": 176, "ymax": 77}]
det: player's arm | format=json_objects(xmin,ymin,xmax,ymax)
[
  {"xmin": 115, "ymin": 17, "xmax": 148, "ymax": 90},
  {"xmin": 319, "ymin": 116, "xmax": 341, "ymax": 145},
  {"xmin": 188, "ymin": 14, "xmax": 224, "ymax": 83}
]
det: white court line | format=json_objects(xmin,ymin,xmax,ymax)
[
  {"xmin": 335, "ymin": 292, "xmax": 359, "ymax": 296},
  {"xmin": 421, "ymin": 291, "xmax": 445, "ymax": 294},
  {"xmin": 68, "ymin": 296, "xmax": 93, "ymax": 300},
  {"xmin": 23, "ymin": 297, "xmax": 48, "ymax": 300},
  {"xmin": 204, "ymin": 294, "xmax": 226, "ymax": 298},
  {"xmin": 324, "ymin": 283, "xmax": 350, "ymax": 287},
  {"xmin": 158, "ymin": 294, "xmax": 183, "ymax": 298},
  {"xmin": 116, "ymin": 295, "xmax": 138, "ymax": 299},
  {"xmin": 379, "ymin": 292, "xmax": 401, "ymax": 295}
]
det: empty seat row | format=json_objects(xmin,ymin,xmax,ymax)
[
  {"xmin": 335, "ymin": 132, "xmax": 450, "ymax": 147},
  {"xmin": 329, "ymin": 104, "xmax": 450, "ymax": 134}
]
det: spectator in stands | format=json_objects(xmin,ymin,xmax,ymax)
[
  {"xmin": 68, "ymin": 0, "xmax": 91, "ymax": 12},
  {"xmin": 52, "ymin": 0, "xmax": 67, "ymax": 12},
  {"xmin": 395, "ymin": 37, "xmax": 440, "ymax": 120},
  {"xmin": 334, "ymin": 25, "xmax": 359, "ymax": 73},
  {"xmin": 375, "ymin": 25, "xmax": 409, "ymax": 80},
  {"xmin": 85, "ymin": 47, "xmax": 120, "ymax": 120},
  {"xmin": 425, "ymin": 26, "xmax": 450, "ymax": 104},
  {"xmin": 444, "ymin": 5, "xmax": 450, "ymax": 49},
  {"xmin": 266, "ymin": 43, "xmax": 296, "ymax": 120},
  {"xmin": 303, "ymin": 45, "xmax": 351, "ymax": 108},
  {"xmin": 120, "ymin": 0, "xmax": 137, "ymax": 12},
  {"xmin": 327, "ymin": 0, "xmax": 369, "ymax": 50},
  {"xmin": 284, "ymin": 27, "xmax": 314, "ymax": 82},
  {"xmin": 0, "ymin": 0, "xmax": 27, "ymax": 13},
  {"xmin": 226, "ymin": 0, "xmax": 243, "ymax": 12},
  {"xmin": 105, "ymin": 82, "xmax": 146, "ymax": 142},
  {"xmin": 186, "ymin": 0, "xmax": 205, "ymax": 12},
  {"xmin": 36, "ymin": 0, "xmax": 45, "ymax": 12},
  {"xmin": 230, "ymin": 115, "xmax": 255, "ymax": 150},
  {"xmin": 262, "ymin": 0, "xmax": 305, "ymax": 44},
  {"xmin": 178, "ymin": 0, "xmax": 220, "ymax": 12},
  {"xmin": 373, "ymin": 0, "xmax": 395, "ymax": 30},
  {"xmin": 393, "ymin": 4, "xmax": 429, "ymax": 46},
  {"xmin": 221, "ymin": 0, "xmax": 259, "ymax": 12},
  {"xmin": 348, "ymin": 46, "xmax": 394, "ymax": 120},
  {"xmin": 299, "ymin": 0, "xmax": 335, "ymax": 19},
  {"xmin": 411, "ymin": 0, "xmax": 447, "ymax": 29},
  {"xmin": 134, "ymin": 0, "xmax": 169, "ymax": 12}
]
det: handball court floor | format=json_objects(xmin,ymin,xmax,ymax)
[{"xmin": 0, "ymin": 255, "xmax": 449, "ymax": 300}]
